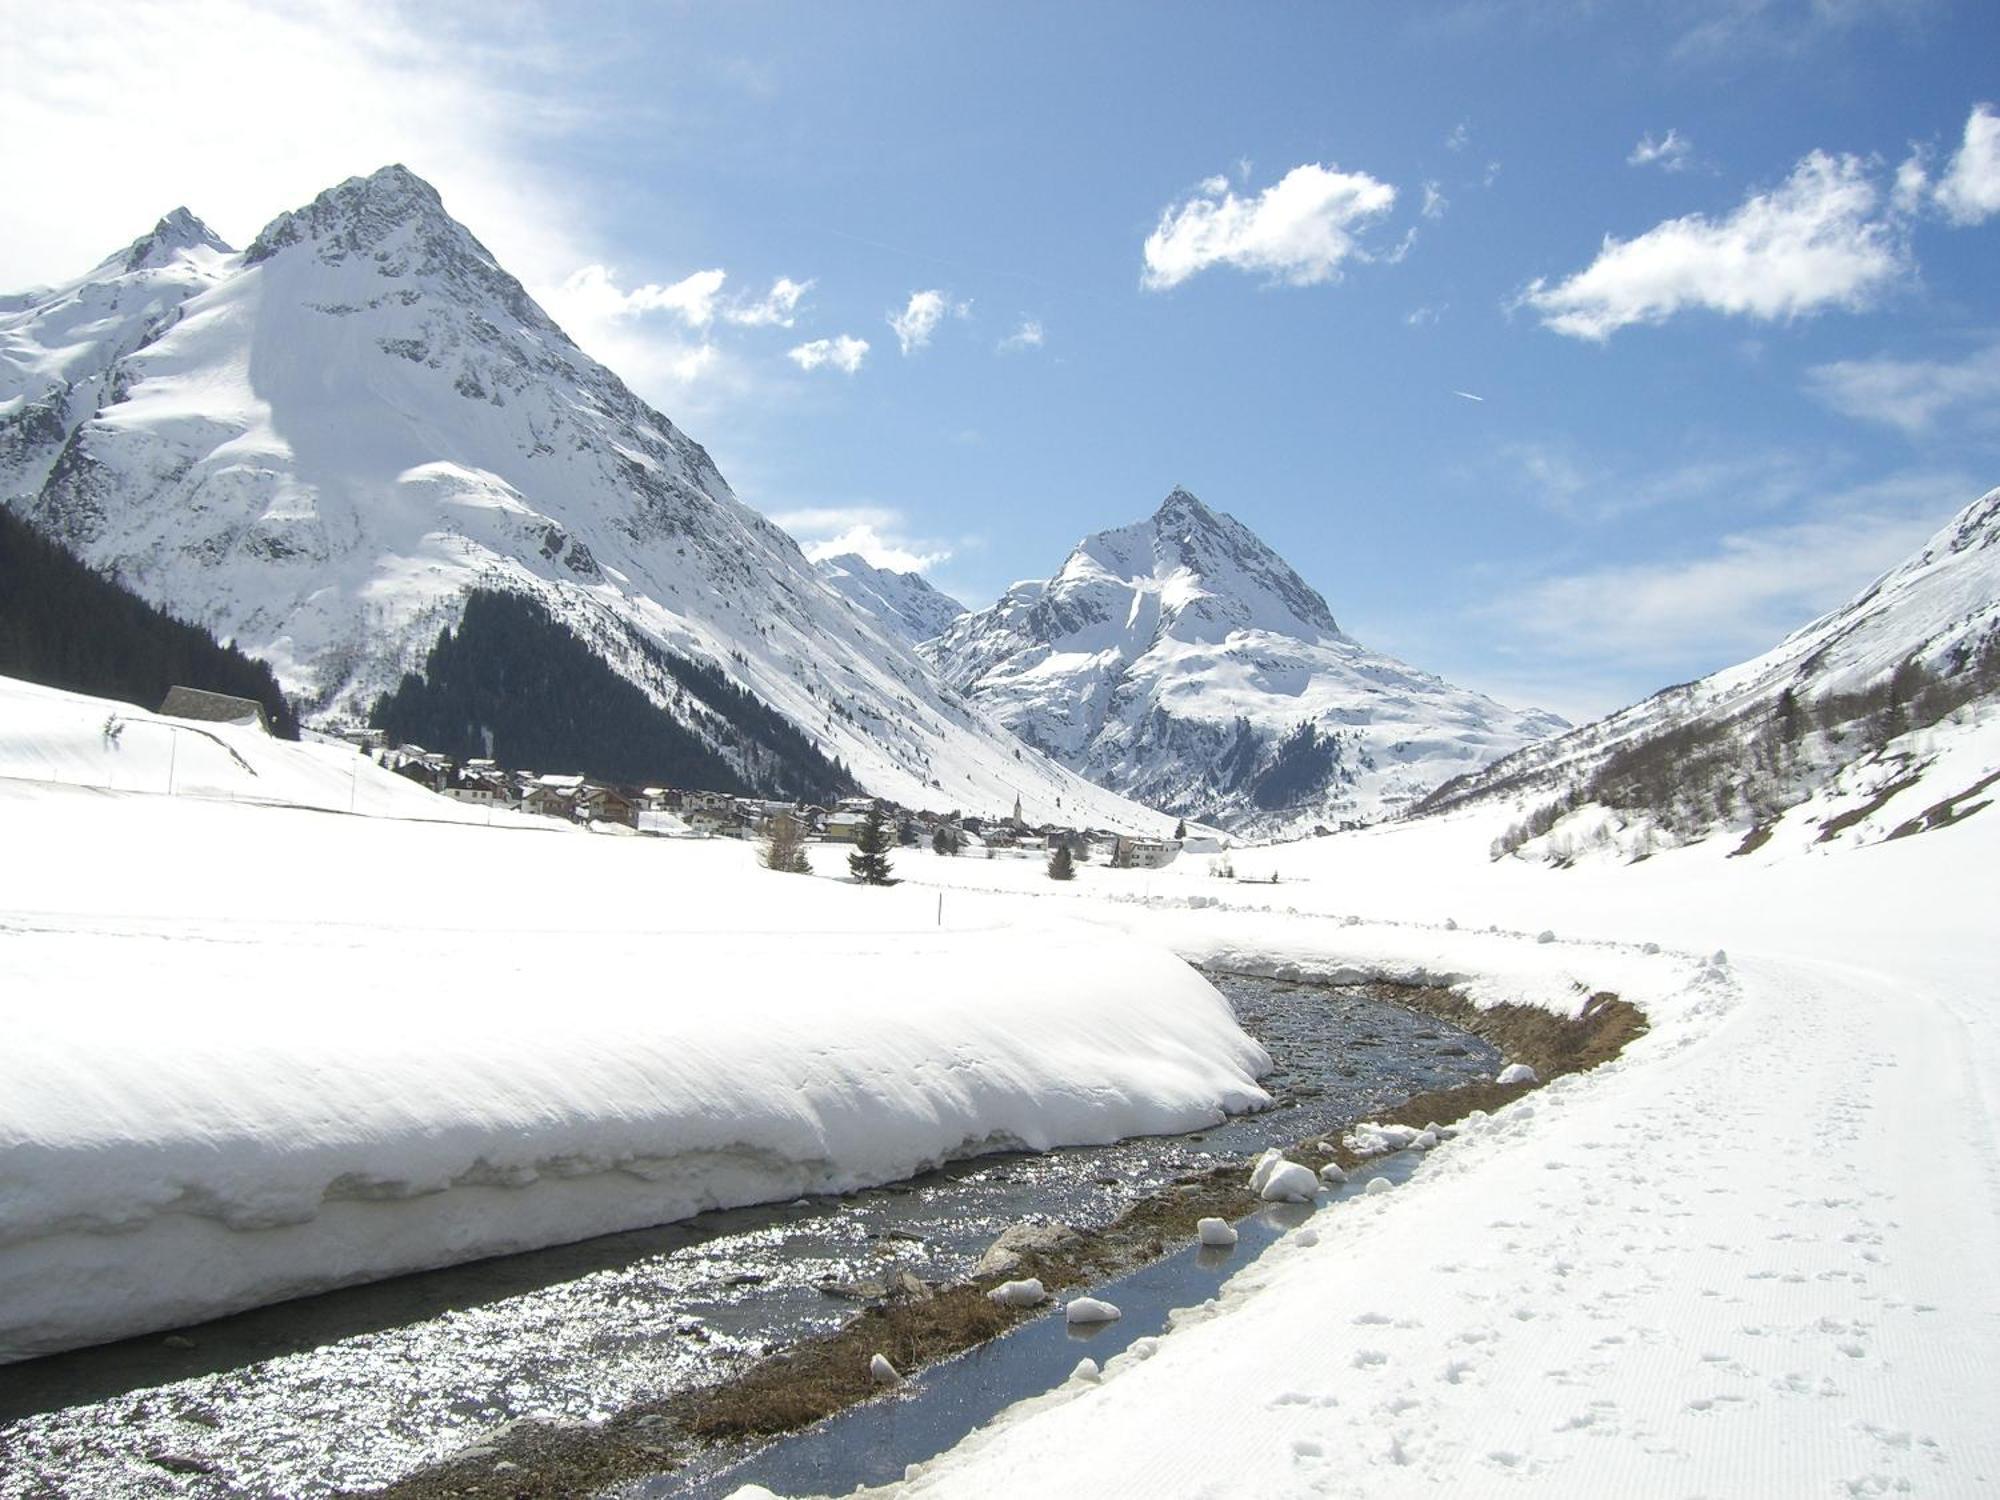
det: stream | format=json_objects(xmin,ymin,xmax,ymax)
[{"xmin": 0, "ymin": 975, "xmax": 1498, "ymax": 1499}]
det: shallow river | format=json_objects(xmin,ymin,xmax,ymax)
[{"xmin": 0, "ymin": 975, "xmax": 1497, "ymax": 1498}]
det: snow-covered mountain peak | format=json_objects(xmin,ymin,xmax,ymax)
[
  {"xmin": 4, "ymin": 167, "xmax": 1166, "ymax": 832},
  {"xmin": 119, "ymin": 208, "xmax": 233, "ymax": 274},
  {"xmin": 1066, "ymin": 487, "xmax": 1343, "ymax": 645},
  {"xmin": 924, "ymin": 490, "xmax": 1564, "ymax": 834}
]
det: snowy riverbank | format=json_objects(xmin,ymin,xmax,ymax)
[
  {"xmin": 742, "ymin": 718, "xmax": 2000, "ymax": 1500},
  {"xmin": 0, "ymin": 679, "xmax": 1269, "ymax": 1361}
]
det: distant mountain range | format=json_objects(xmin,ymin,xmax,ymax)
[
  {"xmin": 0, "ymin": 165, "xmax": 1165, "ymax": 830},
  {"xmin": 922, "ymin": 487, "xmax": 1568, "ymax": 836}
]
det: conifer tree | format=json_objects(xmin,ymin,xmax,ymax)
[
  {"xmin": 1047, "ymin": 841, "xmax": 1075, "ymax": 881},
  {"xmin": 849, "ymin": 802, "xmax": 895, "ymax": 884}
]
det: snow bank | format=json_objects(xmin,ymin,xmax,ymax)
[{"xmin": 0, "ymin": 685, "xmax": 1270, "ymax": 1359}]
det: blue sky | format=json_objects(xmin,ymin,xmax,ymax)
[{"xmin": 6, "ymin": 0, "xmax": 1998, "ymax": 720}]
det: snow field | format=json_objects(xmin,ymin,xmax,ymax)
[{"xmin": 0, "ymin": 680, "xmax": 1272, "ymax": 1360}]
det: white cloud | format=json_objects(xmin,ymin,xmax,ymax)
[
  {"xmin": 1446, "ymin": 121, "xmax": 1472, "ymax": 152},
  {"xmin": 0, "ymin": 1, "xmax": 588, "ymax": 295},
  {"xmin": 1807, "ymin": 340, "xmax": 2000, "ymax": 435},
  {"xmin": 888, "ymin": 289, "xmax": 967, "ymax": 355},
  {"xmin": 769, "ymin": 506, "xmax": 950, "ymax": 572},
  {"xmin": 1521, "ymin": 150, "xmax": 1906, "ymax": 340},
  {"xmin": 559, "ymin": 265, "xmax": 726, "ymax": 328},
  {"xmin": 1405, "ymin": 304, "xmax": 1445, "ymax": 327},
  {"xmin": 1140, "ymin": 163, "xmax": 1399, "ymax": 291},
  {"xmin": 787, "ymin": 335, "xmax": 869, "ymax": 374},
  {"xmin": 1935, "ymin": 102, "xmax": 2000, "ymax": 225},
  {"xmin": 725, "ymin": 275, "xmax": 813, "ymax": 328},
  {"xmin": 1628, "ymin": 129, "xmax": 1693, "ymax": 172},
  {"xmin": 1421, "ymin": 181, "xmax": 1450, "ymax": 220},
  {"xmin": 998, "ymin": 318, "xmax": 1045, "ymax": 353}
]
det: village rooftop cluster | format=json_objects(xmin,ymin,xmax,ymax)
[{"xmin": 366, "ymin": 735, "xmax": 1190, "ymax": 866}]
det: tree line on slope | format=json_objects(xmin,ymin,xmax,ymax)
[
  {"xmin": 369, "ymin": 588, "xmax": 855, "ymax": 801},
  {"xmin": 1491, "ymin": 632, "xmax": 2000, "ymax": 859},
  {"xmin": 0, "ymin": 504, "xmax": 300, "ymax": 737}
]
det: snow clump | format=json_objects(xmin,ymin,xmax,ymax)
[
  {"xmin": 1071, "ymin": 1358, "xmax": 1101, "ymax": 1383},
  {"xmin": 1318, "ymin": 1161, "xmax": 1348, "ymax": 1185},
  {"xmin": 1537, "ymin": 929, "xmax": 1557, "ymax": 944},
  {"xmin": 987, "ymin": 1278, "xmax": 1048, "ymax": 1308},
  {"xmin": 1066, "ymin": 1297, "xmax": 1122, "ymax": 1325},
  {"xmin": 1346, "ymin": 1122, "xmax": 1422, "ymax": 1156},
  {"xmin": 1259, "ymin": 1161, "xmax": 1320, "ymax": 1203},
  {"xmin": 870, "ymin": 1353, "xmax": 901, "ymax": 1384},
  {"xmin": 1197, "ymin": 1217, "xmax": 1238, "ymax": 1248},
  {"xmin": 1364, "ymin": 1176, "xmax": 1394, "ymax": 1196},
  {"xmin": 1497, "ymin": 1062, "xmax": 1538, "ymax": 1085},
  {"xmin": 1248, "ymin": 1148, "xmax": 1285, "ymax": 1194}
]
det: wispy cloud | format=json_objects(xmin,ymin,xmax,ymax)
[
  {"xmin": 725, "ymin": 275, "xmax": 813, "ymax": 328},
  {"xmin": 770, "ymin": 505, "xmax": 951, "ymax": 572},
  {"xmin": 1520, "ymin": 150, "xmax": 1906, "ymax": 340},
  {"xmin": 1807, "ymin": 338, "xmax": 2000, "ymax": 435},
  {"xmin": 998, "ymin": 317, "xmax": 1045, "ymax": 353},
  {"xmin": 1141, "ymin": 163, "xmax": 1399, "ymax": 291},
  {"xmin": 887, "ymin": 288, "xmax": 970, "ymax": 355},
  {"xmin": 1445, "ymin": 121, "xmax": 1472, "ymax": 153},
  {"xmin": 1479, "ymin": 469, "xmax": 1974, "ymax": 675},
  {"xmin": 1627, "ymin": 128, "xmax": 1693, "ymax": 172},
  {"xmin": 1406, "ymin": 304, "xmax": 1445, "ymax": 328},
  {"xmin": 787, "ymin": 335, "xmax": 869, "ymax": 374},
  {"xmin": 1420, "ymin": 181, "xmax": 1450, "ymax": 220}
]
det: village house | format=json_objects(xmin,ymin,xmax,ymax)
[
  {"xmin": 1114, "ymin": 835, "xmax": 1182, "ymax": 869},
  {"xmin": 683, "ymin": 805, "xmax": 743, "ymax": 837},
  {"xmin": 522, "ymin": 773, "xmax": 585, "ymax": 820},
  {"xmin": 441, "ymin": 767, "xmax": 512, "ymax": 808},
  {"xmin": 823, "ymin": 808, "xmax": 872, "ymax": 843},
  {"xmin": 576, "ymin": 785, "xmax": 638, "ymax": 827}
]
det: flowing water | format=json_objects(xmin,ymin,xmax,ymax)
[{"xmin": 0, "ymin": 975, "xmax": 1497, "ymax": 1498}]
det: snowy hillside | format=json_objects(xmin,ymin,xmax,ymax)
[
  {"xmin": 923, "ymin": 487, "xmax": 1566, "ymax": 836},
  {"xmin": 1419, "ymin": 484, "xmax": 2000, "ymax": 863},
  {"xmin": 816, "ymin": 552, "xmax": 967, "ymax": 645},
  {"xmin": 3, "ymin": 167, "xmax": 1164, "ymax": 831}
]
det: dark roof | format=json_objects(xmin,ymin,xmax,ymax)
[{"xmin": 158, "ymin": 686, "xmax": 271, "ymax": 732}]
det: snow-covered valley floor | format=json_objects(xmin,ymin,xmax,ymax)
[{"xmin": 3, "ymin": 676, "xmax": 1996, "ymax": 1498}]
